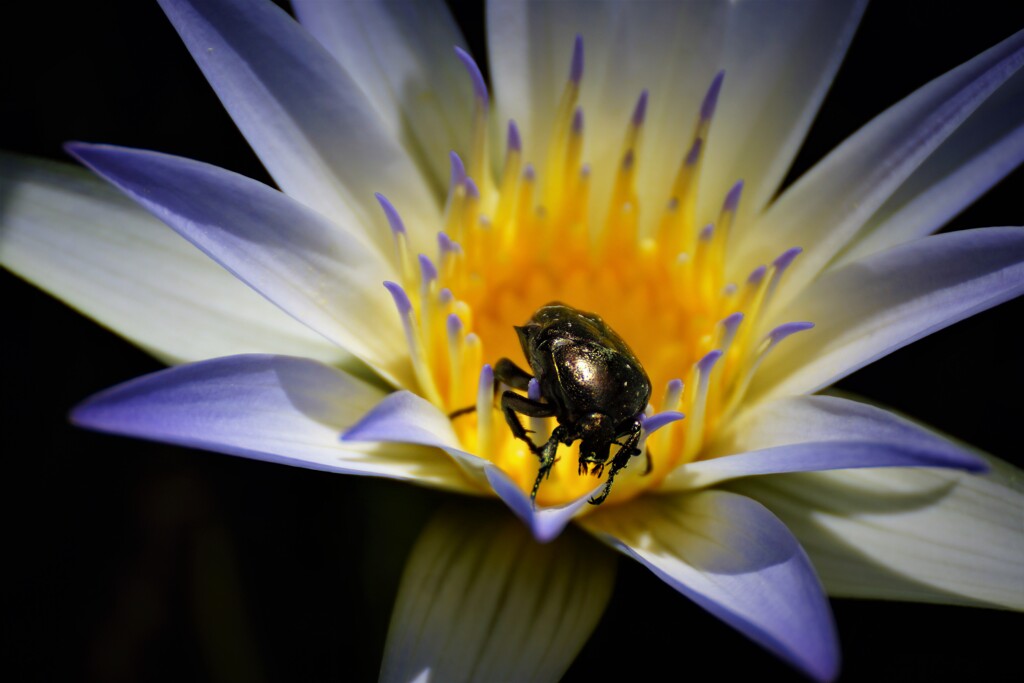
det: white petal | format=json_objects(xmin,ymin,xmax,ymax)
[
  {"xmin": 487, "ymin": 1, "xmax": 865, "ymax": 243},
  {"xmin": 72, "ymin": 354, "xmax": 469, "ymax": 490},
  {"xmin": 582, "ymin": 491, "xmax": 839, "ymax": 682},
  {"xmin": 291, "ymin": 0, "xmax": 473, "ymax": 191},
  {"xmin": 835, "ymin": 67, "xmax": 1024, "ymax": 266},
  {"xmin": 750, "ymin": 228, "xmax": 1024, "ymax": 402},
  {"xmin": 158, "ymin": 0, "xmax": 440, "ymax": 254},
  {"xmin": 0, "ymin": 153, "xmax": 341, "ymax": 366},
  {"xmin": 733, "ymin": 28, "xmax": 1024, "ymax": 305},
  {"xmin": 662, "ymin": 395, "xmax": 984, "ymax": 491},
  {"xmin": 730, "ymin": 455, "xmax": 1024, "ymax": 610},
  {"xmin": 698, "ymin": 0, "xmax": 867, "ymax": 230},
  {"xmin": 381, "ymin": 501, "xmax": 615, "ymax": 683},
  {"xmin": 68, "ymin": 143, "xmax": 416, "ymax": 388}
]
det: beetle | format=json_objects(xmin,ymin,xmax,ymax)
[{"xmin": 493, "ymin": 302, "xmax": 653, "ymax": 505}]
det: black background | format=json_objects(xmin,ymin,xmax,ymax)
[{"xmin": 2, "ymin": 1, "xmax": 1022, "ymax": 681}]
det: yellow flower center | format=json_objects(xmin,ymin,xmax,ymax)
[{"xmin": 382, "ymin": 41, "xmax": 807, "ymax": 507}]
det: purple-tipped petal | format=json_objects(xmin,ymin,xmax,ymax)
[
  {"xmin": 754, "ymin": 227, "xmax": 1024, "ymax": 401},
  {"xmin": 71, "ymin": 355, "xmax": 468, "ymax": 489},
  {"xmin": 665, "ymin": 395, "xmax": 987, "ymax": 490},
  {"xmin": 0, "ymin": 153, "xmax": 340, "ymax": 366},
  {"xmin": 65, "ymin": 142, "xmax": 410, "ymax": 386},
  {"xmin": 375, "ymin": 193, "xmax": 406, "ymax": 235},
  {"xmin": 486, "ymin": 467, "xmax": 604, "ymax": 543},
  {"xmin": 583, "ymin": 491, "xmax": 839, "ymax": 682},
  {"xmin": 454, "ymin": 46, "xmax": 489, "ymax": 110},
  {"xmin": 289, "ymin": 0, "xmax": 474, "ymax": 194},
  {"xmin": 156, "ymin": 0, "xmax": 438, "ymax": 256}
]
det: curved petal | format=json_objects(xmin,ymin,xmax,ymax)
[
  {"xmin": 750, "ymin": 227, "xmax": 1024, "ymax": 402},
  {"xmin": 582, "ymin": 490, "xmax": 839, "ymax": 682},
  {"xmin": 835, "ymin": 67, "xmax": 1024, "ymax": 266},
  {"xmin": 157, "ymin": 0, "xmax": 440, "ymax": 254},
  {"xmin": 734, "ymin": 28, "xmax": 1024, "ymax": 305},
  {"xmin": 343, "ymin": 390, "xmax": 598, "ymax": 540},
  {"xmin": 291, "ymin": 0, "xmax": 473, "ymax": 191},
  {"xmin": 0, "ymin": 153, "xmax": 342, "ymax": 366},
  {"xmin": 67, "ymin": 142, "xmax": 416, "ymax": 388},
  {"xmin": 698, "ymin": 0, "xmax": 867, "ymax": 229},
  {"xmin": 71, "ymin": 354, "xmax": 470, "ymax": 490},
  {"xmin": 381, "ymin": 500, "xmax": 615, "ymax": 683},
  {"xmin": 662, "ymin": 395, "xmax": 985, "ymax": 491},
  {"xmin": 730, "ymin": 455, "xmax": 1024, "ymax": 610}
]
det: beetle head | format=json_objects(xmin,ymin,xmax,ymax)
[{"xmin": 578, "ymin": 413, "xmax": 615, "ymax": 463}]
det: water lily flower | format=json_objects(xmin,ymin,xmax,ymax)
[{"xmin": 3, "ymin": 0, "xmax": 1023, "ymax": 680}]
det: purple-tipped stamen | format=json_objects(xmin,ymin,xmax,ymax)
[
  {"xmin": 773, "ymin": 246, "xmax": 803, "ymax": 273},
  {"xmin": 700, "ymin": 70, "xmax": 726, "ymax": 121},
  {"xmin": 639, "ymin": 410, "xmax": 686, "ymax": 435},
  {"xmin": 720, "ymin": 312, "xmax": 744, "ymax": 338},
  {"xmin": 465, "ymin": 177, "xmax": 480, "ymax": 200},
  {"xmin": 622, "ymin": 149, "xmax": 635, "ymax": 171},
  {"xmin": 449, "ymin": 151, "xmax": 467, "ymax": 188},
  {"xmin": 632, "ymin": 89, "xmax": 649, "ymax": 127},
  {"xmin": 767, "ymin": 322, "xmax": 814, "ymax": 346},
  {"xmin": 375, "ymin": 193, "xmax": 406, "ymax": 235},
  {"xmin": 580, "ymin": 163, "xmax": 591, "ymax": 179},
  {"xmin": 746, "ymin": 264, "xmax": 767, "ymax": 286},
  {"xmin": 507, "ymin": 120, "xmax": 522, "ymax": 153},
  {"xmin": 569, "ymin": 34, "xmax": 584, "ymax": 84},
  {"xmin": 572, "ymin": 106, "xmax": 584, "ymax": 135},
  {"xmin": 437, "ymin": 232, "xmax": 460, "ymax": 257},
  {"xmin": 685, "ymin": 138, "xmax": 703, "ymax": 167},
  {"xmin": 446, "ymin": 313, "xmax": 463, "ymax": 337},
  {"xmin": 523, "ymin": 164, "xmax": 536, "ymax": 181},
  {"xmin": 454, "ymin": 46, "xmax": 489, "ymax": 110},
  {"xmin": 696, "ymin": 349, "xmax": 724, "ymax": 374},
  {"xmin": 383, "ymin": 281, "xmax": 412, "ymax": 316},
  {"xmin": 723, "ymin": 180, "xmax": 744, "ymax": 213},
  {"xmin": 418, "ymin": 253, "xmax": 438, "ymax": 283},
  {"xmin": 667, "ymin": 378, "xmax": 684, "ymax": 394},
  {"xmin": 528, "ymin": 377, "xmax": 542, "ymax": 401},
  {"xmin": 699, "ymin": 224, "xmax": 715, "ymax": 242},
  {"xmin": 439, "ymin": 287, "xmax": 454, "ymax": 305}
]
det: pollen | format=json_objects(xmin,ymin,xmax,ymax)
[{"xmin": 381, "ymin": 36, "xmax": 811, "ymax": 508}]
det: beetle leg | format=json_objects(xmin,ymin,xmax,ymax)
[
  {"xmin": 501, "ymin": 390, "xmax": 556, "ymax": 453},
  {"xmin": 494, "ymin": 357, "xmax": 533, "ymax": 391},
  {"xmin": 450, "ymin": 358, "xmax": 534, "ymax": 418},
  {"xmin": 589, "ymin": 423, "xmax": 643, "ymax": 505},
  {"xmin": 531, "ymin": 425, "xmax": 568, "ymax": 504}
]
